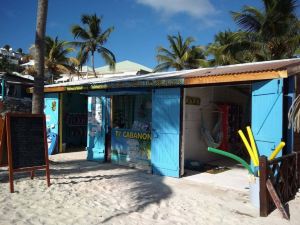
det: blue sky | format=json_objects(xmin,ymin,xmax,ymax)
[{"xmin": 0, "ymin": 0, "xmax": 280, "ymax": 69}]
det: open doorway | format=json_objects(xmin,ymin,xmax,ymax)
[
  {"xmin": 61, "ymin": 93, "xmax": 88, "ymax": 152},
  {"xmin": 182, "ymin": 85, "xmax": 252, "ymax": 185}
]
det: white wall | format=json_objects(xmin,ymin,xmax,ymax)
[{"xmin": 183, "ymin": 85, "xmax": 250, "ymax": 164}]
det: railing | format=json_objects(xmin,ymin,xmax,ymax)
[{"xmin": 259, "ymin": 152, "xmax": 300, "ymax": 218}]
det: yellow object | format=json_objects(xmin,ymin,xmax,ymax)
[
  {"xmin": 246, "ymin": 126, "xmax": 259, "ymax": 165},
  {"xmin": 269, "ymin": 142, "xmax": 286, "ymax": 160},
  {"xmin": 59, "ymin": 93, "xmax": 63, "ymax": 153},
  {"xmin": 238, "ymin": 130, "xmax": 259, "ymax": 166}
]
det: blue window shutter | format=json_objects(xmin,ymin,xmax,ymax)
[
  {"xmin": 151, "ymin": 88, "xmax": 181, "ymax": 177},
  {"xmin": 87, "ymin": 96, "xmax": 106, "ymax": 162},
  {"xmin": 251, "ymin": 79, "xmax": 283, "ymax": 158}
]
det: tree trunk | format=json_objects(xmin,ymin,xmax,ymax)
[
  {"xmin": 32, "ymin": 0, "xmax": 48, "ymax": 114},
  {"xmin": 92, "ymin": 51, "xmax": 96, "ymax": 77}
]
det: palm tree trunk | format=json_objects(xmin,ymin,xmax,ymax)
[
  {"xmin": 32, "ymin": 0, "xmax": 48, "ymax": 114},
  {"xmin": 92, "ymin": 51, "xmax": 96, "ymax": 77}
]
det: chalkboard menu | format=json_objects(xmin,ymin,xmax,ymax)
[
  {"xmin": 4, "ymin": 113, "xmax": 50, "ymax": 193},
  {"xmin": 9, "ymin": 116, "xmax": 46, "ymax": 169}
]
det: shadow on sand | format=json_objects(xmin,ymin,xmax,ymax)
[{"xmin": 0, "ymin": 159, "xmax": 173, "ymax": 223}]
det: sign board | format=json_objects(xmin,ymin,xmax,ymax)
[
  {"xmin": 54, "ymin": 79, "xmax": 185, "ymax": 92},
  {"xmin": 186, "ymin": 96, "xmax": 201, "ymax": 105},
  {"xmin": 111, "ymin": 128, "xmax": 151, "ymax": 170},
  {"xmin": 4, "ymin": 113, "xmax": 50, "ymax": 193}
]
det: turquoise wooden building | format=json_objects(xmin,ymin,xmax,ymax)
[{"xmin": 41, "ymin": 59, "xmax": 300, "ymax": 178}]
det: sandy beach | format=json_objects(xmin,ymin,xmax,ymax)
[{"xmin": 0, "ymin": 151, "xmax": 299, "ymax": 225}]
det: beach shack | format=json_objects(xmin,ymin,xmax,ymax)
[
  {"xmin": 0, "ymin": 72, "xmax": 33, "ymax": 114},
  {"xmin": 39, "ymin": 59, "xmax": 300, "ymax": 178}
]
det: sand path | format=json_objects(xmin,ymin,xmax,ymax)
[{"xmin": 0, "ymin": 151, "xmax": 299, "ymax": 225}]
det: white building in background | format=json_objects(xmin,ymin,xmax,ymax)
[
  {"xmin": 20, "ymin": 60, "xmax": 35, "ymax": 69},
  {"xmin": 55, "ymin": 60, "xmax": 153, "ymax": 83},
  {"xmin": 0, "ymin": 48, "xmax": 23, "ymax": 65},
  {"xmin": 95, "ymin": 60, "xmax": 152, "ymax": 75}
]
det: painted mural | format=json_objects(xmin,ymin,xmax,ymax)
[
  {"xmin": 111, "ymin": 128, "xmax": 151, "ymax": 170},
  {"xmin": 44, "ymin": 93, "xmax": 59, "ymax": 155},
  {"xmin": 87, "ymin": 96, "xmax": 106, "ymax": 161}
]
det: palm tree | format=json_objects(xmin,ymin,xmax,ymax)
[
  {"xmin": 16, "ymin": 48, "xmax": 23, "ymax": 54},
  {"xmin": 3, "ymin": 44, "xmax": 11, "ymax": 51},
  {"xmin": 32, "ymin": 0, "xmax": 48, "ymax": 114},
  {"xmin": 44, "ymin": 36, "xmax": 74, "ymax": 83},
  {"xmin": 154, "ymin": 33, "xmax": 207, "ymax": 72},
  {"xmin": 229, "ymin": 0, "xmax": 300, "ymax": 60},
  {"xmin": 27, "ymin": 36, "xmax": 75, "ymax": 83},
  {"xmin": 71, "ymin": 14, "xmax": 116, "ymax": 77},
  {"xmin": 207, "ymin": 30, "xmax": 256, "ymax": 66}
]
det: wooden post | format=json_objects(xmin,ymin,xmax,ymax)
[
  {"xmin": 266, "ymin": 179, "xmax": 290, "ymax": 220},
  {"xmin": 43, "ymin": 115, "xmax": 51, "ymax": 187},
  {"xmin": 6, "ymin": 115, "xmax": 14, "ymax": 193},
  {"xmin": 30, "ymin": 170, "xmax": 35, "ymax": 179},
  {"xmin": 260, "ymin": 156, "xmax": 269, "ymax": 217}
]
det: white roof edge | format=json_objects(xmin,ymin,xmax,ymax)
[{"xmin": 44, "ymin": 58, "xmax": 300, "ymax": 88}]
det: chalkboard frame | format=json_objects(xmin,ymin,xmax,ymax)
[
  {"xmin": 5, "ymin": 113, "xmax": 50, "ymax": 193},
  {"xmin": 0, "ymin": 116, "xmax": 7, "ymax": 167}
]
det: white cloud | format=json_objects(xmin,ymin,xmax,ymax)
[{"xmin": 136, "ymin": 0, "xmax": 218, "ymax": 19}]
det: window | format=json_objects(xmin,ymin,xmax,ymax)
[{"xmin": 113, "ymin": 94, "xmax": 152, "ymax": 131}]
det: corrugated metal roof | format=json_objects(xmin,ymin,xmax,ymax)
[
  {"xmin": 182, "ymin": 58, "xmax": 300, "ymax": 78},
  {"xmin": 44, "ymin": 58, "xmax": 300, "ymax": 89}
]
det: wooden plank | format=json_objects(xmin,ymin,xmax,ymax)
[
  {"xmin": 184, "ymin": 71, "xmax": 287, "ymax": 86},
  {"xmin": 260, "ymin": 156, "xmax": 269, "ymax": 217},
  {"xmin": 6, "ymin": 115, "xmax": 14, "ymax": 193},
  {"xmin": 27, "ymin": 86, "xmax": 66, "ymax": 94},
  {"xmin": 0, "ymin": 117, "xmax": 8, "ymax": 167},
  {"xmin": 266, "ymin": 179, "xmax": 290, "ymax": 220}
]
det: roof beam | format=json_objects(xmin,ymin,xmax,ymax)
[{"xmin": 184, "ymin": 70, "xmax": 287, "ymax": 86}]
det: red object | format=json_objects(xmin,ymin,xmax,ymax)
[{"xmin": 218, "ymin": 104, "xmax": 229, "ymax": 150}]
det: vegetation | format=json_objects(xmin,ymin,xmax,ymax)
[
  {"xmin": 3, "ymin": 44, "xmax": 11, "ymax": 51},
  {"xmin": 71, "ymin": 14, "xmax": 116, "ymax": 77},
  {"xmin": 44, "ymin": 36, "xmax": 74, "ymax": 82},
  {"xmin": 155, "ymin": 0, "xmax": 300, "ymax": 69},
  {"xmin": 154, "ymin": 33, "xmax": 207, "ymax": 72},
  {"xmin": 227, "ymin": 0, "xmax": 300, "ymax": 62}
]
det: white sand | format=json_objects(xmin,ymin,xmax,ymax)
[{"xmin": 0, "ymin": 151, "xmax": 299, "ymax": 225}]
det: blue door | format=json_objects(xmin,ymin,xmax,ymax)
[
  {"xmin": 151, "ymin": 88, "xmax": 181, "ymax": 177},
  {"xmin": 87, "ymin": 96, "xmax": 106, "ymax": 162},
  {"xmin": 251, "ymin": 79, "xmax": 283, "ymax": 158},
  {"xmin": 44, "ymin": 93, "xmax": 59, "ymax": 154}
]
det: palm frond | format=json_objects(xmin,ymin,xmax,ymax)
[
  {"xmin": 97, "ymin": 46, "xmax": 116, "ymax": 70},
  {"xmin": 153, "ymin": 62, "xmax": 172, "ymax": 72},
  {"xmin": 71, "ymin": 25, "xmax": 90, "ymax": 40}
]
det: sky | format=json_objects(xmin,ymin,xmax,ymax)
[{"xmin": 0, "ymin": 0, "xmax": 283, "ymax": 69}]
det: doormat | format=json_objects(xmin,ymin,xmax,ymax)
[
  {"xmin": 184, "ymin": 160, "xmax": 230, "ymax": 174},
  {"xmin": 206, "ymin": 165, "xmax": 230, "ymax": 174}
]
